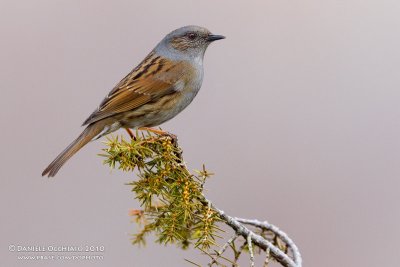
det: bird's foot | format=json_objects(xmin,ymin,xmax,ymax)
[
  {"xmin": 138, "ymin": 127, "xmax": 176, "ymax": 140},
  {"xmin": 139, "ymin": 127, "xmax": 168, "ymax": 135}
]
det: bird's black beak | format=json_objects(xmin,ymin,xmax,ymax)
[{"xmin": 207, "ymin": 34, "xmax": 225, "ymax": 42}]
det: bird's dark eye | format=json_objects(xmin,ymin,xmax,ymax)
[{"xmin": 187, "ymin": 32, "xmax": 197, "ymax": 40}]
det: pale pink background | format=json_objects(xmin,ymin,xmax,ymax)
[{"xmin": 1, "ymin": 1, "xmax": 399, "ymax": 266}]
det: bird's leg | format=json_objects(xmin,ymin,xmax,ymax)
[{"xmin": 125, "ymin": 128, "xmax": 136, "ymax": 140}]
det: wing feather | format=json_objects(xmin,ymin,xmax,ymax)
[{"xmin": 82, "ymin": 52, "xmax": 189, "ymax": 126}]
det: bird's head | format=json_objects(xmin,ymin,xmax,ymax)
[{"xmin": 156, "ymin": 25, "xmax": 225, "ymax": 60}]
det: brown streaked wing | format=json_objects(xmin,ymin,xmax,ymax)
[{"xmin": 82, "ymin": 52, "xmax": 189, "ymax": 126}]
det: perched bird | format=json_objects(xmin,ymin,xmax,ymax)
[{"xmin": 42, "ymin": 25, "xmax": 225, "ymax": 177}]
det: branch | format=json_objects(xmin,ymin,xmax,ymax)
[
  {"xmin": 207, "ymin": 200, "xmax": 300, "ymax": 267},
  {"xmin": 235, "ymin": 218, "xmax": 302, "ymax": 267},
  {"xmin": 101, "ymin": 131, "xmax": 302, "ymax": 267}
]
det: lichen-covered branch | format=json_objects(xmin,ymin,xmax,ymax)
[
  {"xmin": 101, "ymin": 130, "xmax": 302, "ymax": 267},
  {"xmin": 235, "ymin": 218, "xmax": 302, "ymax": 267}
]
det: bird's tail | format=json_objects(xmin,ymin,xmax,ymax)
[{"xmin": 42, "ymin": 121, "xmax": 107, "ymax": 177}]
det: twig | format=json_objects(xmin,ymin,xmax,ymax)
[
  {"xmin": 247, "ymin": 233, "xmax": 255, "ymax": 267},
  {"xmin": 232, "ymin": 238, "xmax": 247, "ymax": 266},
  {"xmin": 209, "ymin": 234, "xmax": 238, "ymax": 266},
  {"xmin": 199, "ymin": 247, "xmax": 220, "ymax": 265},
  {"xmin": 207, "ymin": 199, "xmax": 300, "ymax": 267},
  {"xmin": 185, "ymin": 258, "xmax": 202, "ymax": 267},
  {"xmin": 264, "ymin": 247, "xmax": 270, "ymax": 267}
]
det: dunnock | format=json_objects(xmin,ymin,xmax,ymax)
[{"xmin": 42, "ymin": 25, "xmax": 225, "ymax": 177}]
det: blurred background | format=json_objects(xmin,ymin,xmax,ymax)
[{"xmin": 1, "ymin": 0, "xmax": 399, "ymax": 266}]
